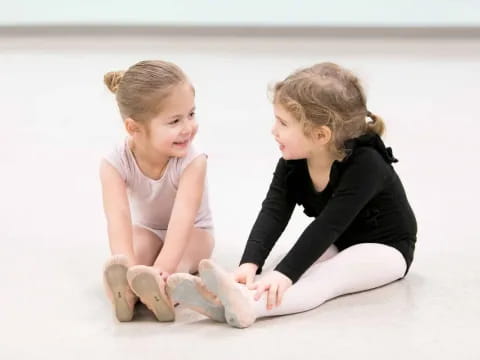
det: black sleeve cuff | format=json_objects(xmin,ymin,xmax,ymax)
[
  {"xmin": 239, "ymin": 242, "xmax": 267, "ymax": 274},
  {"xmin": 274, "ymin": 262, "xmax": 302, "ymax": 284}
]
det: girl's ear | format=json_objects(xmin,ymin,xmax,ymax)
[
  {"xmin": 314, "ymin": 125, "xmax": 332, "ymax": 145},
  {"xmin": 125, "ymin": 117, "xmax": 141, "ymax": 136}
]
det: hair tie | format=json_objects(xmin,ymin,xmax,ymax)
[{"xmin": 366, "ymin": 110, "xmax": 376, "ymax": 123}]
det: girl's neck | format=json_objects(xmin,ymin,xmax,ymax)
[
  {"xmin": 306, "ymin": 149, "xmax": 341, "ymax": 192},
  {"xmin": 306, "ymin": 150, "xmax": 338, "ymax": 174},
  {"xmin": 128, "ymin": 138, "xmax": 170, "ymax": 180}
]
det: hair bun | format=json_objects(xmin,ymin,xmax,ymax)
[{"xmin": 104, "ymin": 70, "xmax": 125, "ymax": 93}]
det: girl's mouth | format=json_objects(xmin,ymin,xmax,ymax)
[{"xmin": 174, "ymin": 139, "xmax": 189, "ymax": 147}]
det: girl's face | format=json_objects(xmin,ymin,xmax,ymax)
[
  {"xmin": 142, "ymin": 82, "xmax": 198, "ymax": 158},
  {"xmin": 271, "ymin": 103, "xmax": 315, "ymax": 160}
]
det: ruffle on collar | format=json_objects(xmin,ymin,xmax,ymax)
[
  {"xmin": 283, "ymin": 132, "xmax": 397, "ymax": 197},
  {"xmin": 343, "ymin": 133, "xmax": 398, "ymax": 164}
]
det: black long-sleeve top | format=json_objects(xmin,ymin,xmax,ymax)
[{"xmin": 239, "ymin": 133, "xmax": 417, "ymax": 283}]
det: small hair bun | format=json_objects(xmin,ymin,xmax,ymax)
[{"xmin": 104, "ymin": 70, "xmax": 125, "ymax": 93}]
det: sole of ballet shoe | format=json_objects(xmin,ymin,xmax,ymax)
[
  {"xmin": 167, "ymin": 274, "xmax": 226, "ymax": 323},
  {"xmin": 104, "ymin": 263, "xmax": 134, "ymax": 322},
  {"xmin": 127, "ymin": 267, "xmax": 175, "ymax": 322}
]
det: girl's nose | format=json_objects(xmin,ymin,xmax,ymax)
[
  {"xmin": 182, "ymin": 121, "xmax": 193, "ymax": 135},
  {"xmin": 271, "ymin": 124, "xmax": 277, "ymax": 137}
]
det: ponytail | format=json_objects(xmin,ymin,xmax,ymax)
[{"xmin": 366, "ymin": 110, "xmax": 385, "ymax": 136}]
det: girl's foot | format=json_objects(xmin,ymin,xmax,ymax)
[
  {"xmin": 167, "ymin": 273, "xmax": 226, "ymax": 322},
  {"xmin": 126, "ymin": 265, "xmax": 175, "ymax": 322},
  {"xmin": 103, "ymin": 255, "xmax": 138, "ymax": 322},
  {"xmin": 198, "ymin": 259, "xmax": 256, "ymax": 328}
]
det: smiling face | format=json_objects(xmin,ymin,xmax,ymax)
[
  {"xmin": 271, "ymin": 102, "xmax": 316, "ymax": 160},
  {"xmin": 130, "ymin": 81, "xmax": 198, "ymax": 158}
]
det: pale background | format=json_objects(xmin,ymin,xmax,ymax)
[{"xmin": 0, "ymin": 2, "xmax": 479, "ymax": 359}]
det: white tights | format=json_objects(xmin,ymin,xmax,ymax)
[{"xmin": 251, "ymin": 243, "xmax": 407, "ymax": 318}]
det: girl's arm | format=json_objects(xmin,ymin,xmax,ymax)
[
  {"xmin": 239, "ymin": 158, "xmax": 296, "ymax": 273},
  {"xmin": 153, "ymin": 155, "xmax": 207, "ymax": 274},
  {"xmin": 99, "ymin": 160, "xmax": 135, "ymax": 264}
]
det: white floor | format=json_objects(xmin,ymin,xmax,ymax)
[{"xmin": 0, "ymin": 33, "xmax": 479, "ymax": 359}]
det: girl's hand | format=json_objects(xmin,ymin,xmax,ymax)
[
  {"xmin": 252, "ymin": 271, "xmax": 292, "ymax": 310},
  {"xmin": 152, "ymin": 266, "xmax": 171, "ymax": 281},
  {"xmin": 159, "ymin": 271, "xmax": 170, "ymax": 282},
  {"xmin": 232, "ymin": 263, "xmax": 258, "ymax": 289}
]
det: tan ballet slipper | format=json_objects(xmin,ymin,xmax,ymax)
[
  {"xmin": 126, "ymin": 265, "xmax": 175, "ymax": 322},
  {"xmin": 103, "ymin": 254, "xmax": 138, "ymax": 322},
  {"xmin": 199, "ymin": 259, "xmax": 256, "ymax": 328}
]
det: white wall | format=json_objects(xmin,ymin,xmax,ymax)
[{"xmin": 1, "ymin": 0, "xmax": 479, "ymax": 26}]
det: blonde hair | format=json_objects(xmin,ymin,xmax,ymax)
[
  {"xmin": 272, "ymin": 62, "xmax": 385, "ymax": 158},
  {"xmin": 104, "ymin": 60, "xmax": 187, "ymax": 123}
]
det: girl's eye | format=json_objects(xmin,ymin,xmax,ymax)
[
  {"xmin": 189, "ymin": 111, "xmax": 196, "ymax": 118},
  {"xmin": 280, "ymin": 121, "xmax": 287, "ymax": 126},
  {"xmin": 169, "ymin": 119, "xmax": 180, "ymax": 125}
]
